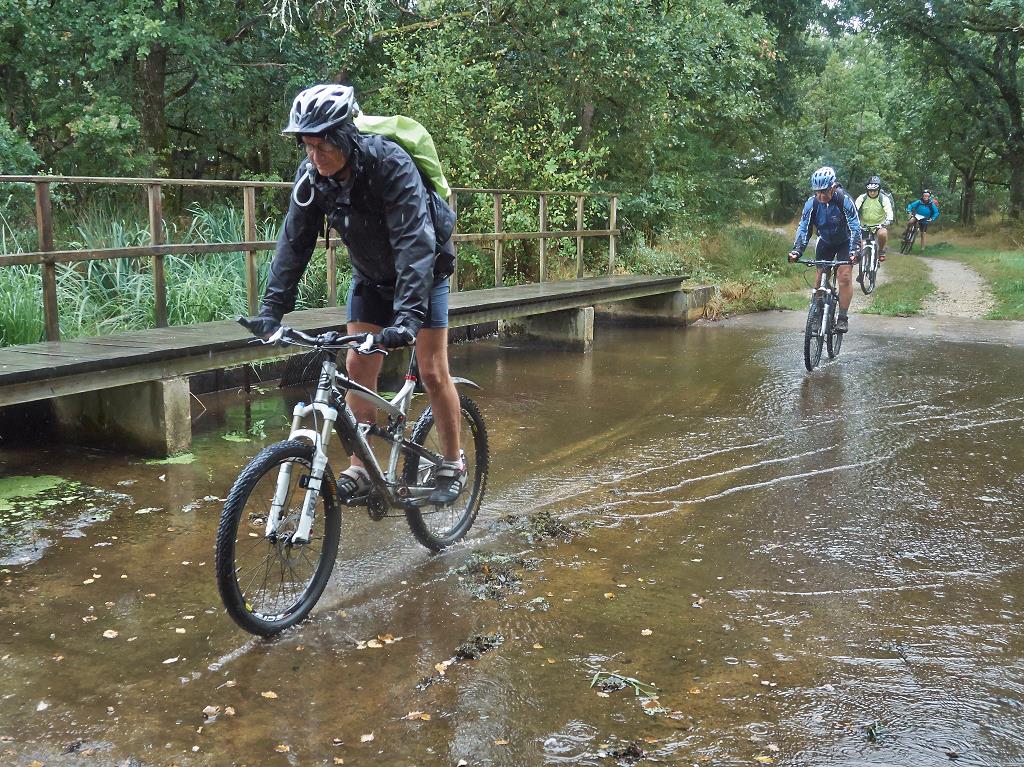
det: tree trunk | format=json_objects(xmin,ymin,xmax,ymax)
[
  {"xmin": 1009, "ymin": 137, "xmax": 1024, "ymax": 220},
  {"xmin": 135, "ymin": 42, "xmax": 168, "ymax": 174},
  {"xmin": 959, "ymin": 172, "xmax": 976, "ymax": 225}
]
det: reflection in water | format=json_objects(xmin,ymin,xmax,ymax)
[{"xmin": 0, "ymin": 324, "xmax": 1023, "ymax": 766}]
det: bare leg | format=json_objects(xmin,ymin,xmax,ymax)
[
  {"xmin": 837, "ymin": 264, "xmax": 854, "ymax": 311},
  {"xmin": 877, "ymin": 226, "xmax": 888, "ymax": 253},
  {"xmin": 415, "ymin": 327, "xmax": 461, "ymax": 461},
  {"xmin": 345, "ymin": 321, "xmax": 384, "ymax": 469}
]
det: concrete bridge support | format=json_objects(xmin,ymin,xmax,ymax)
[
  {"xmin": 596, "ymin": 285, "xmax": 718, "ymax": 325},
  {"xmin": 498, "ymin": 306, "xmax": 595, "ymax": 352},
  {"xmin": 52, "ymin": 376, "xmax": 191, "ymax": 458}
]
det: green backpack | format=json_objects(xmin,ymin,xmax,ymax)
[{"xmin": 353, "ymin": 114, "xmax": 452, "ymax": 199}]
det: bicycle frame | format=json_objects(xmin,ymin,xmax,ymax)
[{"xmin": 267, "ymin": 348, "xmax": 476, "ymax": 544}]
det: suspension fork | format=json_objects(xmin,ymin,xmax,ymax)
[{"xmin": 266, "ymin": 363, "xmax": 339, "ymax": 543}]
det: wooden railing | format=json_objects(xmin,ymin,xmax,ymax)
[{"xmin": 0, "ymin": 175, "xmax": 619, "ymax": 341}]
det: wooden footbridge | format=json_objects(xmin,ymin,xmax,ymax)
[{"xmin": 0, "ymin": 175, "xmax": 715, "ymax": 455}]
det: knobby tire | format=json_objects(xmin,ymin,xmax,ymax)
[
  {"xmin": 215, "ymin": 440, "xmax": 340, "ymax": 636},
  {"xmin": 403, "ymin": 393, "xmax": 489, "ymax": 552}
]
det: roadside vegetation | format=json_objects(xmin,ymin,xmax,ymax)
[{"xmin": 861, "ymin": 254, "xmax": 936, "ymax": 317}]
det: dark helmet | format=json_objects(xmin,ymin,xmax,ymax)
[
  {"xmin": 866, "ymin": 175, "xmax": 882, "ymax": 191},
  {"xmin": 283, "ymin": 84, "xmax": 359, "ymax": 137}
]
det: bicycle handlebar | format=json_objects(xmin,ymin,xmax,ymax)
[
  {"xmin": 236, "ymin": 317, "xmax": 387, "ymax": 355},
  {"xmin": 795, "ymin": 257, "xmax": 857, "ymax": 267}
]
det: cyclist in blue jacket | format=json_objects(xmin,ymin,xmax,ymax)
[
  {"xmin": 788, "ymin": 166, "xmax": 862, "ymax": 334},
  {"xmin": 905, "ymin": 190, "xmax": 939, "ymax": 253}
]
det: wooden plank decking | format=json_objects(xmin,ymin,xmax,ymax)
[{"xmin": 0, "ymin": 275, "xmax": 688, "ymax": 407}]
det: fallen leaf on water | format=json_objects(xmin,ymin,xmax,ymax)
[
  {"xmin": 434, "ymin": 660, "xmax": 452, "ymax": 675},
  {"xmin": 457, "ymin": 760, "xmax": 468, "ymax": 766},
  {"xmin": 494, "ymin": 739, "xmax": 509, "ymax": 746},
  {"xmin": 102, "ymin": 629, "xmax": 119, "ymax": 639},
  {"xmin": 755, "ymin": 757, "xmax": 775, "ymax": 764},
  {"xmin": 202, "ymin": 705, "xmax": 220, "ymax": 718},
  {"xmin": 81, "ymin": 615, "xmax": 97, "ymax": 623},
  {"xmin": 532, "ymin": 643, "xmax": 544, "ymax": 649},
  {"xmin": 365, "ymin": 639, "xmax": 383, "ymax": 649},
  {"xmin": 175, "ymin": 628, "xmax": 186, "ymax": 634},
  {"xmin": 224, "ymin": 707, "xmax": 236, "ymax": 716},
  {"xmin": 596, "ymin": 691, "xmax": 610, "ymax": 698},
  {"xmin": 28, "ymin": 761, "xmax": 44, "ymax": 767},
  {"xmin": 641, "ymin": 628, "xmax": 653, "ymax": 636},
  {"xmin": 260, "ymin": 691, "xmax": 278, "ymax": 699},
  {"xmin": 360, "ymin": 733, "xmax": 374, "ymax": 743},
  {"xmin": 604, "ymin": 592, "xmax": 615, "ymax": 599},
  {"xmin": 767, "ymin": 744, "xmax": 780, "ymax": 752},
  {"xmin": 688, "ymin": 686, "xmax": 701, "ymax": 694},
  {"xmin": 546, "ymin": 658, "xmax": 556, "ymax": 664},
  {"xmin": 82, "ymin": 578, "xmax": 95, "ymax": 585},
  {"xmin": 403, "ymin": 711, "xmax": 431, "ymax": 721},
  {"xmin": 332, "ymin": 738, "xmax": 344, "ymax": 746},
  {"xmin": 333, "ymin": 759, "xmax": 345, "ymax": 765},
  {"xmin": 274, "ymin": 744, "xmax": 290, "ymax": 753},
  {"xmin": 162, "ymin": 656, "xmax": 179, "ymax": 664},
  {"xmin": 36, "ymin": 701, "xmax": 48, "ymax": 711}
]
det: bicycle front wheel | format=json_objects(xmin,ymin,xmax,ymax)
[
  {"xmin": 215, "ymin": 440, "xmax": 340, "ymax": 636},
  {"xmin": 860, "ymin": 247, "xmax": 877, "ymax": 295},
  {"xmin": 403, "ymin": 393, "xmax": 489, "ymax": 552},
  {"xmin": 804, "ymin": 299, "xmax": 825, "ymax": 371},
  {"xmin": 826, "ymin": 296, "xmax": 843, "ymax": 359}
]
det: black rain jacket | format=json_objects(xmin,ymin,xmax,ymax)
[{"xmin": 261, "ymin": 133, "xmax": 456, "ymax": 334}]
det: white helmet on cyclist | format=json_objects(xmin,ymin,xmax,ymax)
[
  {"xmin": 866, "ymin": 175, "xmax": 881, "ymax": 191},
  {"xmin": 282, "ymin": 84, "xmax": 359, "ymax": 138},
  {"xmin": 810, "ymin": 166, "xmax": 837, "ymax": 191}
]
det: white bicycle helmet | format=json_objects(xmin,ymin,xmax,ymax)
[
  {"xmin": 866, "ymin": 175, "xmax": 881, "ymax": 191},
  {"xmin": 810, "ymin": 166, "xmax": 837, "ymax": 191},
  {"xmin": 282, "ymin": 84, "xmax": 359, "ymax": 137}
]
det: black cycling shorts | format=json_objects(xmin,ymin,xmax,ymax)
[
  {"xmin": 345, "ymin": 277, "xmax": 450, "ymax": 329},
  {"xmin": 815, "ymin": 238, "xmax": 853, "ymax": 263}
]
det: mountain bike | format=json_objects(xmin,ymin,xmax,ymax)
[
  {"xmin": 857, "ymin": 225, "xmax": 883, "ymax": 295},
  {"xmin": 899, "ymin": 213, "xmax": 927, "ymax": 254},
  {"xmin": 796, "ymin": 256, "xmax": 853, "ymax": 371},
  {"xmin": 215, "ymin": 323, "xmax": 489, "ymax": 636}
]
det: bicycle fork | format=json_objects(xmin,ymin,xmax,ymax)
[{"xmin": 267, "ymin": 374, "xmax": 339, "ymax": 545}]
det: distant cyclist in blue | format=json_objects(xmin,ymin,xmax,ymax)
[
  {"xmin": 905, "ymin": 189, "xmax": 939, "ymax": 253},
  {"xmin": 788, "ymin": 166, "xmax": 862, "ymax": 334}
]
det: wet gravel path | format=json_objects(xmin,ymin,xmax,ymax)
[{"xmin": 921, "ymin": 258, "xmax": 995, "ymax": 319}]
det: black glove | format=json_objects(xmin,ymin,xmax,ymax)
[
  {"xmin": 375, "ymin": 325, "xmax": 416, "ymax": 349},
  {"xmin": 240, "ymin": 309, "xmax": 281, "ymax": 339}
]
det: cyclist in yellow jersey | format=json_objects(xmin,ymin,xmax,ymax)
[{"xmin": 854, "ymin": 175, "xmax": 893, "ymax": 258}]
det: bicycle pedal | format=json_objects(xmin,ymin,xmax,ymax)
[{"xmin": 343, "ymin": 493, "xmax": 371, "ymax": 507}]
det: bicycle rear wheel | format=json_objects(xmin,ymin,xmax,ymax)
[
  {"xmin": 215, "ymin": 440, "xmax": 340, "ymax": 636},
  {"xmin": 826, "ymin": 295, "xmax": 843, "ymax": 358},
  {"xmin": 403, "ymin": 393, "xmax": 489, "ymax": 552},
  {"xmin": 804, "ymin": 299, "xmax": 825, "ymax": 371}
]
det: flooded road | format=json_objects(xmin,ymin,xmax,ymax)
[{"xmin": 2, "ymin": 320, "xmax": 1023, "ymax": 766}]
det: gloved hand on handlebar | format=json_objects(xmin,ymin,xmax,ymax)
[
  {"xmin": 375, "ymin": 324, "xmax": 416, "ymax": 349},
  {"xmin": 240, "ymin": 308, "xmax": 282, "ymax": 339},
  {"xmin": 787, "ymin": 250, "xmax": 800, "ymax": 263}
]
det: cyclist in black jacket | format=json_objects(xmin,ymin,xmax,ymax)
[{"xmin": 243, "ymin": 84, "xmax": 466, "ymax": 505}]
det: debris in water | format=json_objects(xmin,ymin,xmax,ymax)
[
  {"xmin": 455, "ymin": 632, "xmax": 504, "ymax": 660},
  {"xmin": 450, "ymin": 552, "xmax": 539, "ymax": 600}
]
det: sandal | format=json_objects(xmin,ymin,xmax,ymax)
[{"xmin": 337, "ymin": 466, "xmax": 371, "ymax": 503}]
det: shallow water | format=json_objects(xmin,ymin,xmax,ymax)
[{"xmin": 1, "ymin": 322, "xmax": 1023, "ymax": 766}]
